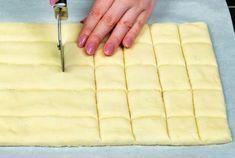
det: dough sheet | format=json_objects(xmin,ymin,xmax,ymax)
[{"xmin": 0, "ymin": 22, "xmax": 232, "ymax": 146}]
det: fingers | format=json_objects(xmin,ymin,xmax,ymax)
[
  {"xmin": 85, "ymin": 1, "xmax": 130, "ymax": 55},
  {"xmin": 122, "ymin": 1, "xmax": 156, "ymax": 48},
  {"xmin": 77, "ymin": 0, "xmax": 114, "ymax": 48},
  {"xmin": 122, "ymin": 11, "xmax": 149, "ymax": 48},
  {"xmin": 78, "ymin": 0, "xmax": 156, "ymax": 56},
  {"xmin": 104, "ymin": 8, "xmax": 143, "ymax": 56}
]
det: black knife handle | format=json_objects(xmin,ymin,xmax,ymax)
[{"xmin": 56, "ymin": 0, "xmax": 67, "ymax": 6}]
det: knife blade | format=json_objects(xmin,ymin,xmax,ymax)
[{"xmin": 52, "ymin": 0, "xmax": 68, "ymax": 72}]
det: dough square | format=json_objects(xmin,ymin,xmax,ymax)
[
  {"xmin": 197, "ymin": 117, "xmax": 232, "ymax": 144},
  {"xmin": 164, "ymin": 90, "xmax": 194, "ymax": 117},
  {"xmin": 0, "ymin": 23, "xmax": 56, "ymax": 42},
  {"xmin": 0, "ymin": 90, "xmax": 97, "ymax": 118},
  {"xmin": 126, "ymin": 65, "xmax": 161, "ymax": 90},
  {"xmin": 179, "ymin": 22, "xmax": 211, "ymax": 44},
  {"xmin": 154, "ymin": 44, "xmax": 185, "ymax": 66},
  {"xmin": 52, "ymin": 66, "xmax": 95, "ymax": 90},
  {"xmin": 168, "ymin": 117, "xmax": 200, "ymax": 144},
  {"xmin": 0, "ymin": 117, "xmax": 100, "ymax": 146},
  {"xmin": 194, "ymin": 90, "xmax": 226, "ymax": 117},
  {"xmin": 124, "ymin": 43, "xmax": 156, "ymax": 66},
  {"xmin": 62, "ymin": 24, "xmax": 82, "ymax": 43},
  {"xmin": 95, "ymin": 45, "xmax": 124, "ymax": 67},
  {"xmin": 96, "ymin": 65, "xmax": 126, "ymax": 90},
  {"xmin": 0, "ymin": 65, "xmax": 57, "ymax": 89},
  {"xmin": 128, "ymin": 90, "xmax": 165, "ymax": 118},
  {"xmin": 159, "ymin": 65, "xmax": 190, "ymax": 91},
  {"xmin": 182, "ymin": 43, "xmax": 217, "ymax": 66},
  {"xmin": 0, "ymin": 42, "xmax": 60, "ymax": 66},
  {"xmin": 64, "ymin": 42, "xmax": 94, "ymax": 67},
  {"xmin": 188, "ymin": 65, "xmax": 222, "ymax": 90},
  {"xmin": 135, "ymin": 25, "xmax": 152, "ymax": 44},
  {"xmin": 150, "ymin": 23, "xmax": 180, "ymax": 45},
  {"xmin": 100, "ymin": 118, "xmax": 134, "ymax": 145},
  {"xmin": 132, "ymin": 117, "xmax": 169, "ymax": 144},
  {"xmin": 97, "ymin": 90, "xmax": 129, "ymax": 119},
  {"xmin": 0, "ymin": 63, "xmax": 95, "ymax": 91}
]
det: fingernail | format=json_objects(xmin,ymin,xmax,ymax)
[
  {"xmin": 86, "ymin": 43, "xmax": 96, "ymax": 55},
  {"xmin": 80, "ymin": 17, "xmax": 87, "ymax": 24},
  {"xmin": 78, "ymin": 34, "xmax": 88, "ymax": 47},
  {"xmin": 124, "ymin": 37, "xmax": 133, "ymax": 48},
  {"xmin": 104, "ymin": 43, "xmax": 114, "ymax": 56},
  {"xmin": 50, "ymin": 0, "xmax": 58, "ymax": 6}
]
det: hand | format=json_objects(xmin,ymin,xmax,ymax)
[{"xmin": 77, "ymin": 0, "xmax": 156, "ymax": 56}]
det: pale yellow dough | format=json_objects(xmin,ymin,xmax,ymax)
[{"xmin": 0, "ymin": 22, "xmax": 231, "ymax": 146}]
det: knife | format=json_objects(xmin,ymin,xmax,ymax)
[{"xmin": 51, "ymin": 0, "xmax": 68, "ymax": 72}]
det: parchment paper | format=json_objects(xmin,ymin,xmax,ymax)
[{"xmin": 0, "ymin": 0, "xmax": 234, "ymax": 157}]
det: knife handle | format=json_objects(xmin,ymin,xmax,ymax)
[
  {"xmin": 53, "ymin": 0, "xmax": 68, "ymax": 20},
  {"xmin": 55, "ymin": 0, "xmax": 67, "ymax": 6}
]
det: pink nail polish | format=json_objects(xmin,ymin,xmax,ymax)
[
  {"xmin": 78, "ymin": 34, "xmax": 88, "ymax": 47},
  {"xmin": 49, "ymin": 0, "xmax": 58, "ymax": 6},
  {"xmin": 86, "ymin": 43, "xmax": 96, "ymax": 55},
  {"xmin": 125, "ymin": 37, "xmax": 133, "ymax": 48},
  {"xmin": 104, "ymin": 43, "xmax": 114, "ymax": 56}
]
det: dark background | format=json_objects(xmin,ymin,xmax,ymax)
[{"xmin": 226, "ymin": 0, "xmax": 235, "ymax": 31}]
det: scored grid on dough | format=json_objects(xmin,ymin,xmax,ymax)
[{"xmin": 0, "ymin": 22, "xmax": 231, "ymax": 146}]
